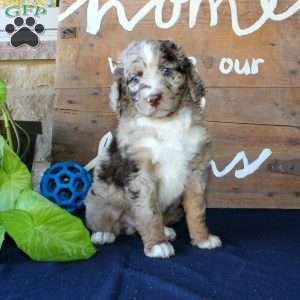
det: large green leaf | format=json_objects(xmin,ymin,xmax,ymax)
[
  {"xmin": 0, "ymin": 190, "xmax": 96, "ymax": 262},
  {"xmin": 0, "ymin": 225, "xmax": 4, "ymax": 250},
  {"xmin": 0, "ymin": 136, "xmax": 32, "ymax": 211},
  {"xmin": 0, "ymin": 80, "xmax": 7, "ymax": 106}
]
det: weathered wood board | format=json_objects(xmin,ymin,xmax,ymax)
[{"xmin": 53, "ymin": 0, "xmax": 300, "ymax": 208}]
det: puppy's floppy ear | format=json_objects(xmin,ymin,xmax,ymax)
[
  {"xmin": 109, "ymin": 66, "xmax": 124, "ymax": 114},
  {"xmin": 159, "ymin": 40, "xmax": 205, "ymax": 107},
  {"xmin": 186, "ymin": 59, "xmax": 206, "ymax": 104}
]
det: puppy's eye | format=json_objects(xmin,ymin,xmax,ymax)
[
  {"xmin": 129, "ymin": 75, "xmax": 139, "ymax": 84},
  {"xmin": 160, "ymin": 67, "xmax": 173, "ymax": 77},
  {"xmin": 128, "ymin": 71, "xmax": 142, "ymax": 85}
]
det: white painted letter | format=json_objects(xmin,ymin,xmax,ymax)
[
  {"xmin": 235, "ymin": 149, "xmax": 272, "ymax": 178},
  {"xmin": 58, "ymin": 0, "xmax": 88, "ymax": 22},
  {"xmin": 210, "ymin": 149, "xmax": 272, "ymax": 179},
  {"xmin": 251, "ymin": 58, "xmax": 265, "ymax": 75},
  {"xmin": 234, "ymin": 59, "xmax": 251, "ymax": 76},
  {"xmin": 189, "ymin": 0, "xmax": 203, "ymax": 28},
  {"xmin": 209, "ymin": 0, "xmax": 224, "ymax": 26},
  {"xmin": 155, "ymin": 0, "xmax": 188, "ymax": 29},
  {"xmin": 86, "ymin": 0, "xmax": 157, "ymax": 35},
  {"xmin": 108, "ymin": 57, "xmax": 117, "ymax": 74},
  {"xmin": 188, "ymin": 56, "xmax": 197, "ymax": 66},
  {"xmin": 219, "ymin": 58, "xmax": 234, "ymax": 75},
  {"xmin": 227, "ymin": 0, "xmax": 272, "ymax": 36},
  {"xmin": 267, "ymin": 0, "xmax": 300, "ymax": 21}
]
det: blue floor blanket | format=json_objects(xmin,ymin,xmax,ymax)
[{"xmin": 1, "ymin": 209, "xmax": 300, "ymax": 300}]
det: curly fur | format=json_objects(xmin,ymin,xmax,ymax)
[{"xmin": 85, "ymin": 40, "xmax": 221, "ymax": 257}]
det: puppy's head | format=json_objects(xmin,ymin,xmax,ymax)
[{"xmin": 110, "ymin": 40, "xmax": 205, "ymax": 118}]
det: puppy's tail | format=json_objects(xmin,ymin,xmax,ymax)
[{"xmin": 163, "ymin": 206, "xmax": 184, "ymax": 226}]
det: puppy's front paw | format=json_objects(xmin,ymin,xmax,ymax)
[
  {"xmin": 195, "ymin": 234, "xmax": 222, "ymax": 249},
  {"xmin": 145, "ymin": 242, "xmax": 175, "ymax": 258},
  {"xmin": 91, "ymin": 231, "xmax": 116, "ymax": 245},
  {"xmin": 164, "ymin": 226, "xmax": 176, "ymax": 241}
]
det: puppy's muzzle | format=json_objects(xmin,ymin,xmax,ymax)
[{"xmin": 147, "ymin": 93, "xmax": 162, "ymax": 107}]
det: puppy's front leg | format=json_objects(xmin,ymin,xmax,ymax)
[
  {"xmin": 183, "ymin": 173, "xmax": 222, "ymax": 249},
  {"xmin": 136, "ymin": 207, "xmax": 175, "ymax": 258},
  {"xmin": 135, "ymin": 207, "xmax": 175, "ymax": 258},
  {"xmin": 130, "ymin": 173, "xmax": 175, "ymax": 258}
]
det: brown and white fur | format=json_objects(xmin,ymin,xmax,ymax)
[{"xmin": 85, "ymin": 40, "xmax": 221, "ymax": 258}]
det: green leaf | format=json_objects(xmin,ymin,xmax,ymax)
[
  {"xmin": 0, "ymin": 190, "xmax": 96, "ymax": 262},
  {"xmin": 0, "ymin": 136, "xmax": 32, "ymax": 212},
  {"xmin": 0, "ymin": 135, "xmax": 4, "ymax": 165},
  {"xmin": 16, "ymin": 189, "xmax": 52, "ymax": 211},
  {"xmin": 0, "ymin": 79, "xmax": 7, "ymax": 106},
  {"xmin": 0, "ymin": 225, "xmax": 5, "ymax": 250}
]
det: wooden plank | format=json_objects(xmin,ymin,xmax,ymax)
[
  {"xmin": 55, "ymin": 22, "xmax": 300, "ymax": 88},
  {"xmin": 52, "ymin": 109, "xmax": 116, "ymax": 164},
  {"xmin": 55, "ymin": 1, "xmax": 300, "ymax": 88},
  {"xmin": 55, "ymin": 88, "xmax": 111, "ymax": 112},
  {"xmin": 0, "ymin": 41, "xmax": 56, "ymax": 60},
  {"xmin": 55, "ymin": 87, "xmax": 300, "ymax": 127},
  {"xmin": 206, "ymin": 88, "xmax": 300, "ymax": 127},
  {"xmin": 207, "ymin": 123, "xmax": 300, "ymax": 196},
  {"xmin": 207, "ymin": 192, "xmax": 300, "ymax": 209},
  {"xmin": 52, "ymin": 111, "xmax": 300, "ymax": 207}
]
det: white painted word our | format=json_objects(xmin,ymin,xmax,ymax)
[
  {"xmin": 219, "ymin": 58, "xmax": 265, "ymax": 76},
  {"xmin": 59, "ymin": 0, "xmax": 300, "ymax": 37},
  {"xmin": 210, "ymin": 148, "xmax": 272, "ymax": 179}
]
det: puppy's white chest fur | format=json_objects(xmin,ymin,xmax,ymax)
[{"xmin": 136, "ymin": 108, "xmax": 207, "ymax": 211}]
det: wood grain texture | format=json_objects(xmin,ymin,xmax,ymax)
[
  {"xmin": 207, "ymin": 192, "xmax": 300, "ymax": 209},
  {"xmin": 208, "ymin": 123, "xmax": 300, "ymax": 195},
  {"xmin": 0, "ymin": 41, "xmax": 56, "ymax": 60},
  {"xmin": 52, "ymin": 109, "xmax": 116, "ymax": 163},
  {"xmin": 55, "ymin": 88, "xmax": 111, "ymax": 112},
  {"xmin": 206, "ymin": 88, "xmax": 300, "ymax": 127},
  {"xmin": 55, "ymin": 23, "xmax": 300, "ymax": 88},
  {"xmin": 55, "ymin": 87, "xmax": 300, "ymax": 126}
]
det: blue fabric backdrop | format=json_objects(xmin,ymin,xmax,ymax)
[{"xmin": 1, "ymin": 209, "xmax": 300, "ymax": 300}]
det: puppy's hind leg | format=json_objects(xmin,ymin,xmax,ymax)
[{"xmin": 85, "ymin": 188, "xmax": 122, "ymax": 245}]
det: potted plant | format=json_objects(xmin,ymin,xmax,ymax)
[
  {"xmin": 0, "ymin": 79, "xmax": 41, "ymax": 170},
  {"xmin": 0, "ymin": 79, "xmax": 96, "ymax": 261}
]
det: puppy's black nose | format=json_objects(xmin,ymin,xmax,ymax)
[{"xmin": 148, "ymin": 93, "xmax": 162, "ymax": 107}]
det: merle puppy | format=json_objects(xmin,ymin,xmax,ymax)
[{"xmin": 85, "ymin": 40, "xmax": 221, "ymax": 258}]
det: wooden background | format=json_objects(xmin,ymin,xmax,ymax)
[{"xmin": 53, "ymin": 0, "xmax": 300, "ymax": 208}]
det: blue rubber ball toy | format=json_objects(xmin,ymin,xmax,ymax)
[{"xmin": 40, "ymin": 162, "xmax": 92, "ymax": 212}]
